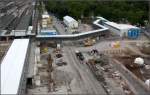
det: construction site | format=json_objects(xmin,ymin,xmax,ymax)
[
  {"xmin": 1, "ymin": 14, "xmax": 150, "ymax": 95},
  {"xmin": 27, "ymin": 13, "xmax": 150, "ymax": 94},
  {"xmin": 25, "ymin": 39, "xmax": 150, "ymax": 95},
  {"xmin": 1, "ymin": 0, "xmax": 150, "ymax": 95}
]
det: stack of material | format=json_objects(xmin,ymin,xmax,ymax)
[{"xmin": 42, "ymin": 13, "xmax": 52, "ymax": 28}]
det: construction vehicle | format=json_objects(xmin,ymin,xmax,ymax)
[
  {"xmin": 84, "ymin": 38, "xmax": 96, "ymax": 47},
  {"xmin": 111, "ymin": 41, "xmax": 120, "ymax": 48},
  {"xmin": 56, "ymin": 53, "xmax": 63, "ymax": 58},
  {"xmin": 41, "ymin": 47, "xmax": 48, "ymax": 53},
  {"xmin": 75, "ymin": 50, "xmax": 84, "ymax": 61}
]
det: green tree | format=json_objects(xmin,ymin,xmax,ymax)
[{"xmin": 44, "ymin": 0, "xmax": 148, "ymax": 25}]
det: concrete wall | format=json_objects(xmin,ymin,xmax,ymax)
[
  {"xmin": 111, "ymin": 59, "xmax": 150, "ymax": 95},
  {"xmin": 18, "ymin": 41, "xmax": 30, "ymax": 95}
]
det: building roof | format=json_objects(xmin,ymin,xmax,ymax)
[
  {"xmin": 105, "ymin": 21, "xmax": 139, "ymax": 30},
  {"xmin": 63, "ymin": 16, "xmax": 77, "ymax": 23},
  {"xmin": 1, "ymin": 39, "xmax": 29, "ymax": 94}
]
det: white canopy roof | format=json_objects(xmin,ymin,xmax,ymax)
[
  {"xmin": 1, "ymin": 39, "xmax": 29, "ymax": 94},
  {"xmin": 105, "ymin": 21, "xmax": 139, "ymax": 30}
]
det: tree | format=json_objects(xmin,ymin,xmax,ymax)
[{"xmin": 45, "ymin": 0, "xmax": 148, "ymax": 25}]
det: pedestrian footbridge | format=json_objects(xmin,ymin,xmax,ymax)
[{"xmin": 36, "ymin": 18, "xmax": 109, "ymax": 41}]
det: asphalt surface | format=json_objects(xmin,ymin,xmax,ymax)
[{"xmin": 64, "ymin": 46, "xmax": 107, "ymax": 95}]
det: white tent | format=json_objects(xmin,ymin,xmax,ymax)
[{"xmin": 134, "ymin": 57, "xmax": 144, "ymax": 65}]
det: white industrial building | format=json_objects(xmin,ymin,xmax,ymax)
[
  {"xmin": 1, "ymin": 39, "xmax": 30, "ymax": 94},
  {"xmin": 98, "ymin": 17, "xmax": 140, "ymax": 39},
  {"xmin": 63, "ymin": 16, "xmax": 78, "ymax": 32}
]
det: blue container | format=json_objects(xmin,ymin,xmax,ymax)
[
  {"xmin": 41, "ymin": 32, "xmax": 57, "ymax": 35},
  {"xmin": 128, "ymin": 28, "xmax": 140, "ymax": 39},
  {"xmin": 40, "ymin": 30, "xmax": 57, "ymax": 35}
]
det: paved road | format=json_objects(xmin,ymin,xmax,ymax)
[{"xmin": 64, "ymin": 46, "xmax": 107, "ymax": 95}]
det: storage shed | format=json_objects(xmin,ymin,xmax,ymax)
[{"xmin": 104, "ymin": 22, "xmax": 140, "ymax": 38}]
